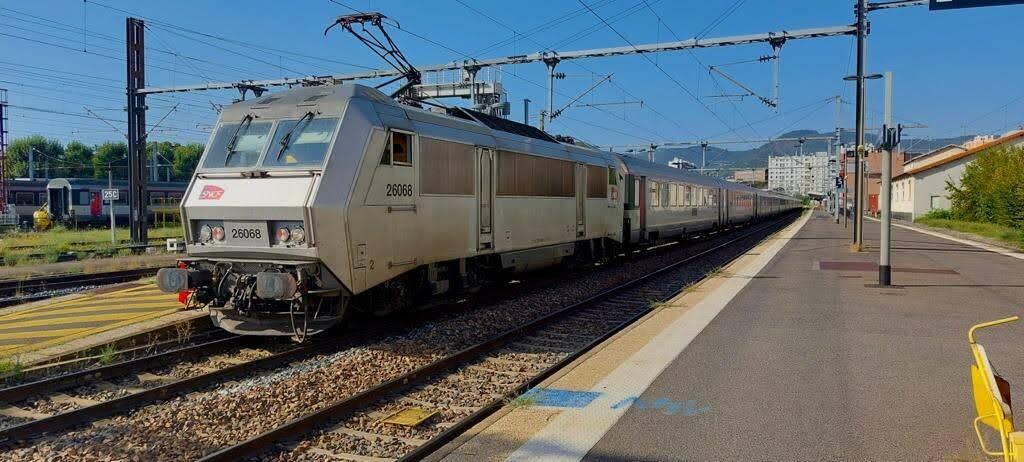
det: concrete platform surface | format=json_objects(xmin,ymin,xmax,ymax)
[{"xmin": 440, "ymin": 210, "xmax": 1024, "ymax": 461}]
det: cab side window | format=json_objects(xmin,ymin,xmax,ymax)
[{"xmin": 380, "ymin": 131, "xmax": 413, "ymax": 166}]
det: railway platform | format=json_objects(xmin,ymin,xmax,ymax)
[
  {"xmin": 0, "ymin": 282, "xmax": 202, "ymax": 364},
  {"xmin": 434, "ymin": 209, "xmax": 1024, "ymax": 461}
]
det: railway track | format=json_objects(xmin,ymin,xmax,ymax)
[
  {"xmin": 0, "ymin": 335, "xmax": 304, "ymax": 443},
  {"xmin": 0, "ymin": 211, "xmax": 798, "ymax": 460},
  {"xmin": 0, "ymin": 267, "xmax": 165, "ymax": 307},
  {"xmin": 202, "ymin": 212, "xmax": 800, "ymax": 462}
]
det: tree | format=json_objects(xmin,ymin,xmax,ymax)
[
  {"xmin": 171, "ymin": 143, "xmax": 204, "ymax": 181},
  {"xmin": 5, "ymin": 135, "xmax": 64, "ymax": 179},
  {"xmin": 948, "ymin": 146, "xmax": 1024, "ymax": 228},
  {"xmin": 63, "ymin": 141, "xmax": 94, "ymax": 178},
  {"xmin": 91, "ymin": 141, "xmax": 129, "ymax": 180}
]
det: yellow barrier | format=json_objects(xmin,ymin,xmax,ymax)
[{"xmin": 969, "ymin": 316, "xmax": 1021, "ymax": 461}]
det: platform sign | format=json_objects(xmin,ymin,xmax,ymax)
[
  {"xmin": 930, "ymin": 0, "xmax": 1024, "ymax": 10},
  {"xmin": 102, "ymin": 188, "xmax": 119, "ymax": 201}
]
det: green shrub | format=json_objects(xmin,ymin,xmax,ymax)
[
  {"xmin": 947, "ymin": 146, "xmax": 1024, "ymax": 228},
  {"xmin": 924, "ymin": 209, "xmax": 953, "ymax": 220}
]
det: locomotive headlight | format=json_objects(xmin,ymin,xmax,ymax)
[
  {"xmin": 199, "ymin": 224, "xmax": 212, "ymax": 243},
  {"xmin": 290, "ymin": 227, "xmax": 305, "ymax": 244},
  {"xmin": 212, "ymin": 226, "xmax": 225, "ymax": 242},
  {"xmin": 276, "ymin": 227, "xmax": 291, "ymax": 243}
]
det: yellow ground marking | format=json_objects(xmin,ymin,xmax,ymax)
[
  {"xmin": 0, "ymin": 327, "xmax": 96, "ymax": 342},
  {"xmin": 0, "ymin": 299, "xmax": 179, "ymax": 323},
  {"xmin": 0, "ymin": 307, "xmax": 182, "ymax": 356},
  {"xmin": 0, "ymin": 283, "xmax": 157, "ymax": 320},
  {"xmin": 0, "ymin": 309, "xmax": 181, "ymax": 331},
  {"xmin": 2, "ymin": 295, "xmax": 177, "ymax": 317}
]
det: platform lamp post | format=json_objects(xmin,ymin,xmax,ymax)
[{"xmin": 843, "ymin": 72, "xmax": 883, "ymax": 250}]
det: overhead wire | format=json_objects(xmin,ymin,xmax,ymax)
[
  {"xmin": 576, "ymin": 0, "xmax": 745, "ymax": 140},
  {"xmin": 452, "ymin": 0, "xmax": 686, "ymax": 140}
]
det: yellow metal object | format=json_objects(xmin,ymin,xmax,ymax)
[
  {"xmin": 32, "ymin": 207, "xmax": 51, "ymax": 231},
  {"xmin": 380, "ymin": 407, "xmax": 436, "ymax": 427},
  {"xmin": 968, "ymin": 317, "xmax": 1020, "ymax": 462}
]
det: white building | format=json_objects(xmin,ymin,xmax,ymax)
[
  {"xmin": 892, "ymin": 130, "xmax": 1024, "ymax": 221},
  {"xmin": 767, "ymin": 152, "xmax": 833, "ymax": 196}
]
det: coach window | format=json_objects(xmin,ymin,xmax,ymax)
[
  {"xmin": 650, "ymin": 181, "xmax": 659, "ymax": 207},
  {"xmin": 15, "ymin": 192, "xmax": 35, "ymax": 206},
  {"xmin": 75, "ymin": 191, "xmax": 91, "ymax": 205}
]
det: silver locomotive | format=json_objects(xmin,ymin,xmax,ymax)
[{"xmin": 156, "ymin": 83, "xmax": 799, "ymax": 337}]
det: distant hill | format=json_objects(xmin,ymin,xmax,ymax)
[{"xmin": 651, "ymin": 129, "xmax": 974, "ymax": 175}]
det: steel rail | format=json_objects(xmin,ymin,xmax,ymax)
[
  {"xmin": 0, "ymin": 267, "xmax": 163, "ymax": 299},
  {"xmin": 198, "ymin": 211, "xmax": 800, "ymax": 462},
  {"xmin": 0, "ymin": 335, "xmax": 243, "ymax": 404},
  {"xmin": 0, "ymin": 339, "xmax": 322, "ymax": 444}
]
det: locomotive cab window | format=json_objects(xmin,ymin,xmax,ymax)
[
  {"xmin": 264, "ymin": 116, "xmax": 339, "ymax": 168},
  {"xmin": 381, "ymin": 131, "xmax": 413, "ymax": 166},
  {"xmin": 201, "ymin": 118, "xmax": 273, "ymax": 169}
]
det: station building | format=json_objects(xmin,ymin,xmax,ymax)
[{"xmin": 892, "ymin": 129, "xmax": 1024, "ymax": 221}]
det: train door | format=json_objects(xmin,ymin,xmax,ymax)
[
  {"xmin": 478, "ymin": 147, "xmax": 494, "ymax": 250},
  {"xmin": 575, "ymin": 162, "xmax": 586, "ymax": 238},
  {"xmin": 638, "ymin": 176, "xmax": 647, "ymax": 240},
  {"xmin": 46, "ymin": 184, "xmax": 70, "ymax": 222},
  {"xmin": 719, "ymin": 188, "xmax": 727, "ymax": 226}
]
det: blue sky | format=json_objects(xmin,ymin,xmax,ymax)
[{"xmin": 1, "ymin": 0, "xmax": 1022, "ymax": 152}]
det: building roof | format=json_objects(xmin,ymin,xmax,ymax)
[
  {"xmin": 893, "ymin": 130, "xmax": 1024, "ymax": 180},
  {"xmin": 901, "ymin": 144, "xmax": 965, "ymax": 166}
]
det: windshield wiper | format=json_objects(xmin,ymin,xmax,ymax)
[
  {"xmin": 223, "ymin": 114, "xmax": 254, "ymax": 166},
  {"xmin": 275, "ymin": 112, "xmax": 315, "ymax": 161}
]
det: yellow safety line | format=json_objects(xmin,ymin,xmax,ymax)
[
  {"xmin": 0, "ymin": 310, "xmax": 182, "ymax": 332},
  {"xmin": 0, "ymin": 307, "xmax": 183, "ymax": 356},
  {"xmin": 0, "ymin": 300, "xmax": 180, "ymax": 321},
  {"xmin": 0, "ymin": 284, "xmax": 156, "ymax": 320},
  {"xmin": 0, "ymin": 327, "xmax": 97, "ymax": 342}
]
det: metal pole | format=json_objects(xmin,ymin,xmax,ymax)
[
  {"xmin": 700, "ymin": 141, "xmax": 708, "ymax": 174},
  {"xmin": 853, "ymin": 0, "xmax": 867, "ymax": 251},
  {"xmin": 879, "ymin": 70, "xmax": 893, "ymax": 285},
  {"xmin": 109, "ymin": 169, "xmax": 115, "ymax": 245},
  {"xmin": 467, "ymin": 67, "xmax": 478, "ymax": 109},
  {"xmin": 150, "ymin": 144, "xmax": 158, "ymax": 182},
  {"xmin": 543, "ymin": 58, "xmax": 558, "ymax": 131},
  {"xmin": 523, "ymin": 98, "xmax": 530, "ymax": 125},
  {"xmin": 126, "ymin": 17, "xmax": 148, "ymax": 245},
  {"xmin": 834, "ymin": 96, "xmax": 841, "ymax": 223},
  {"xmin": 28, "ymin": 147, "xmax": 34, "ymax": 181}
]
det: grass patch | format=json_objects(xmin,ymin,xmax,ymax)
[
  {"xmin": 648, "ymin": 300, "xmax": 669, "ymax": 310},
  {"xmin": 0, "ymin": 358, "xmax": 24, "ymax": 381},
  {"xmin": 0, "ymin": 225, "xmax": 183, "ymax": 267},
  {"xmin": 914, "ymin": 217, "xmax": 1024, "ymax": 250},
  {"xmin": 508, "ymin": 394, "xmax": 538, "ymax": 409},
  {"xmin": 97, "ymin": 344, "xmax": 118, "ymax": 366}
]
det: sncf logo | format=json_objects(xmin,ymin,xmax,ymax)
[{"xmin": 199, "ymin": 185, "xmax": 225, "ymax": 200}]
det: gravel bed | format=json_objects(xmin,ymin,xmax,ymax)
[
  {"xmin": 1, "ymin": 216, "xmax": 795, "ymax": 461},
  {"xmin": 0, "ymin": 346, "xmax": 280, "ymax": 433}
]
